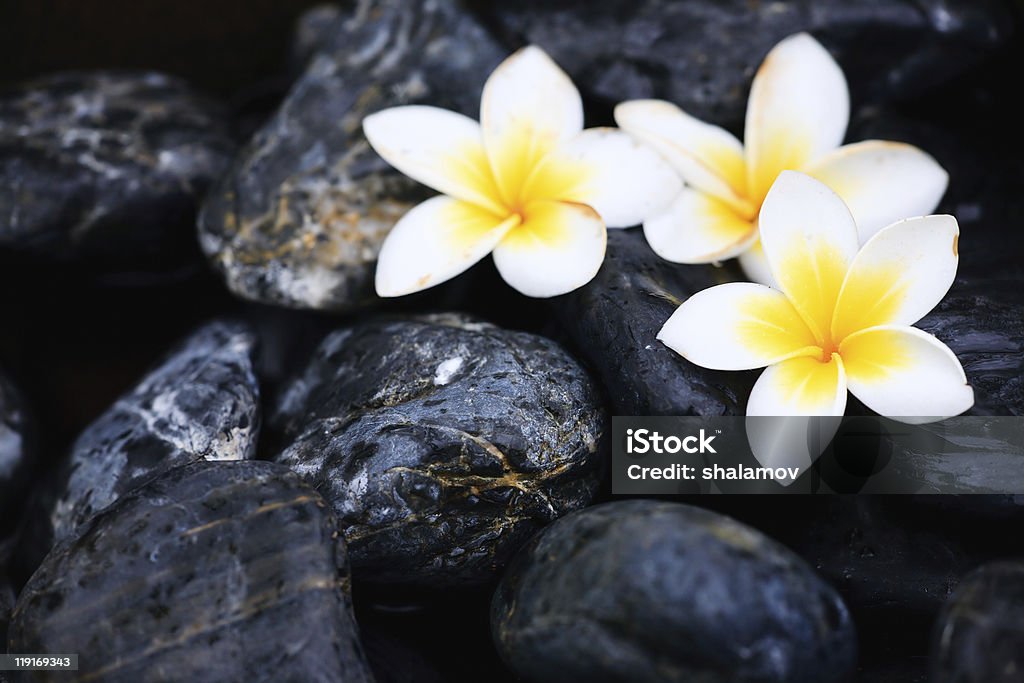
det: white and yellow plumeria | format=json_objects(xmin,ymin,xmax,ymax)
[
  {"xmin": 615, "ymin": 33, "xmax": 949, "ymax": 285},
  {"xmin": 363, "ymin": 46, "xmax": 681, "ymax": 298},
  {"xmin": 659, "ymin": 171, "xmax": 973, "ymax": 423}
]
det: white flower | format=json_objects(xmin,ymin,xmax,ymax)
[
  {"xmin": 615, "ymin": 33, "xmax": 949, "ymax": 285},
  {"xmin": 658, "ymin": 171, "xmax": 973, "ymax": 423},
  {"xmin": 363, "ymin": 46, "xmax": 681, "ymax": 298}
]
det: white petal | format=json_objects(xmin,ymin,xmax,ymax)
[
  {"xmin": 363, "ymin": 106, "xmax": 504, "ymax": 214},
  {"xmin": 614, "ymin": 99, "xmax": 751, "ymax": 212},
  {"xmin": 745, "ymin": 33, "xmax": 849, "ymax": 203},
  {"xmin": 747, "ymin": 355, "xmax": 848, "ymax": 417},
  {"xmin": 832, "ymin": 215, "xmax": 959, "ymax": 341},
  {"xmin": 555, "ymin": 128, "xmax": 682, "ymax": 228},
  {"xmin": 840, "ymin": 325, "xmax": 974, "ymax": 423},
  {"xmin": 658, "ymin": 283, "xmax": 819, "ymax": 371},
  {"xmin": 738, "ymin": 240, "xmax": 778, "ymax": 287},
  {"xmin": 745, "ymin": 415, "xmax": 842, "ymax": 486},
  {"xmin": 807, "ymin": 140, "xmax": 949, "ymax": 241},
  {"xmin": 492, "ymin": 200, "xmax": 605, "ymax": 297},
  {"xmin": 375, "ymin": 197, "xmax": 517, "ymax": 297},
  {"xmin": 759, "ymin": 171, "xmax": 860, "ymax": 342},
  {"xmin": 481, "ymin": 46, "xmax": 583, "ymax": 205},
  {"xmin": 643, "ymin": 188, "xmax": 757, "ymax": 263}
]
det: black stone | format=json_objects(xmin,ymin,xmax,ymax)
[
  {"xmin": 472, "ymin": 0, "xmax": 1014, "ymax": 129},
  {"xmin": 930, "ymin": 562, "xmax": 1024, "ymax": 682},
  {"xmin": 554, "ymin": 227, "xmax": 753, "ymax": 415},
  {"xmin": 288, "ymin": 4, "xmax": 344, "ymax": 76},
  {"xmin": 199, "ymin": 0, "xmax": 506, "ymax": 310},
  {"xmin": 917, "ymin": 279, "xmax": 1024, "ymax": 416},
  {"xmin": 8, "ymin": 461, "xmax": 373, "ymax": 683},
  {"xmin": 272, "ymin": 313, "xmax": 604, "ymax": 587},
  {"xmin": 0, "ymin": 369, "xmax": 32, "ymax": 539},
  {"xmin": 33, "ymin": 320, "xmax": 261, "ymax": 559},
  {"xmin": 491, "ymin": 500, "xmax": 857, "ymax": 683},
  {"xmin": 0, "ymin": 71, "xmax": 233, "ymax": 266}
]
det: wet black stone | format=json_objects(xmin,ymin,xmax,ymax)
[
  {"xmin": 199, "ymin": 0, "xmax": 506, "ymax": 310},
  {"xmin": 8, "ymin": 461, "xmax": 373, "ymax": 683},
  {"xmin": 554, "ymin": 228, "xmax": 753, "ymax": 415},
  {"xmin": 930, "ymin": 562, "xmax": 1024, "ymax": 682},
  {"xmin": 917, "ymin": 279, "xmax": 1024, "ymax": 416},
  {"xmin": 0, "ymin": 71, "xmax": 234, "ymax": 266},
  {"xmin": 472, "ymin": 0, "xmax": 1014, "ymax": 129},
  {"xmin": 31, "ymin": 320, "xmax": 261, "ymax": 560},
  {"xmin": 272, "ymin": 313, "xmax": 604, "ymax": 587},
  {"xmin": 491, "ymin": 500, "xmax": 857, "ymax": 683},
  {"xmin": 0, "ymin": 369, "xmax": 32, "ymax": 539}
]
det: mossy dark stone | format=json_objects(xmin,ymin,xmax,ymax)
[{"xmin": 491, "ymin": 500, "xmax": 857, "ymax": 683}]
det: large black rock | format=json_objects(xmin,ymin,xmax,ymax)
[
  {"xmin": 554, "ymin": 228, "xmax": 753, "ymax": 415},
  {"xmin": 0, "ymin": 71, "xmax": 233, "ymax": 265},
  {"xmin": 930, "ymin": 562, "xmax": 1024, "ymax": 682},
  {"xmin": 33, "ymin": 320, "xmax": 260, "ymax": 558},
  {"xmin": 272, "ymin": 314, "xmax": 604, "ymax": 587},
  {"xmin": 0, "ymin": 369, "xmax": 32, "ymax": 539},
  {"xmin": 472, "ymin": 0, "xmax": 1014, "ymax": 129},
  {"xmin": 199, "ymin": 0, "xmax": 506, "ymax": 310},
  {"xmin": 8, "ymin": 461, "xmax": 374, "ymax": 683},
  {"xmin": 491, "ymin": 500, "xmax": 857, "ymax": 683}
]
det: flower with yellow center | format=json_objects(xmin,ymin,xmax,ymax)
[
  {"xmin": 614, "ymin": 33, "xmax": 949, "ymax": 285},
  {"xmin": 363, "ymin": 46, "xmax": 681, "ymax": 298},
  {"xmin": 659, "ymin": 171, "xmax": 973, "ymax": 422}
]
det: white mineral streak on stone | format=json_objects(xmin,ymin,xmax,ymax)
[
  {"xmin": 433, "ymin": 357, "xmax": 464, "ymax": 386},
  {"xmin": 51, "ymin": 446, "xmax": 128, "ymax": 538}
]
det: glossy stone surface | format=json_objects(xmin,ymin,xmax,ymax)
[
  {"xmin": 8, "ymin": 461, "xmax": 373, "ymax": 683},
  {"xmin": 554, "ymin": 228, "xmax": 752, "ymax": 415},
  {"xmin": 40, "ymin": 320, "xmax": 260, "ymax": 551},
  {"xmin": 492, "ymin": 500, "xmax": 857, "ymax": 683},
  {"xmin": 273, "ymin": 314, "xmax": 604, "ymax": 586},
  {"xmin": 0, "ymin": 71, "xmax": 233, "ymax": 265}
]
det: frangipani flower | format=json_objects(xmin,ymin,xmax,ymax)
[
  {"xmin": 614, "ymin": 33, "xmax": 948, "ymax": 285},
  {"xmin": 659, "ymin": 171, "xmax": 973, "ymax": 423},
  {"xmin": 363, "ymin": 47, "xmax": 680, "ymax": 298}
]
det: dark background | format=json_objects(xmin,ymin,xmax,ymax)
[{"xmin": 0, "ymin": 1, "xmax": 326, "ymax": 97}]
